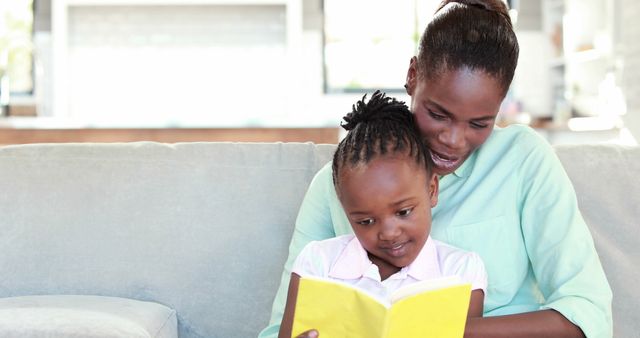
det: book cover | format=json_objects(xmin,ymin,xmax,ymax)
[{"xmin": 290, "ymin": 275, "xmax": 472, "ymax": 338}]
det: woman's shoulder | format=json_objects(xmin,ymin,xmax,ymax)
[
  {"xmin": 490, "ymin": 124, "xmax": 548, "ymax": 147},
  {"xmin": 302, "ymin": 161, "xmax": 335, "ymax": 199},
  {"xmin": 312, "ymin": 160, "xmax": 334, "ymax": 180},
  {"xmin": 477, "ymin": 124, "xmax": 554, "ymax": 163}
]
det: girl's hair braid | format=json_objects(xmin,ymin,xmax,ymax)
[{"xmin": 332, "ymin": 90, "xmax": 432, "ymax": 187}]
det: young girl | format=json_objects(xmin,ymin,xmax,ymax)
[{"xmin": 278, "ymin": 91, "xmax": 487, "ymax": 338}]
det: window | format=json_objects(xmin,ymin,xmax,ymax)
[
  {"xmin": 323, "ymin": 0, "xmax": 440, "ymax": 93},
  {"xmin": 0, "ymin": 0, "xmax": 34, "ymax": 95}
]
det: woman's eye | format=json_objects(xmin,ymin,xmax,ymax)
[
  {"xmin": 428, "ymin": 110, "xmax": 446, "ymax": 121},
  {"xmin": 357, "ymin": 219, "xmax": 375, "ymax": 226},
  {"xmin": 470, "ymin": 121, "xmax": 488, "ymax": 129},
  {"xmin": 397, "ymin": 208, "xmax": 413, "ymax": 217}
]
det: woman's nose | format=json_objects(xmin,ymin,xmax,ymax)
[{"xmin": 439, "ymin": 126, "xmax": 465, "ymax": 150}]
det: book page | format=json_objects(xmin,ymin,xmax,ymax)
[
  {"xmin": 386, "ymin": 283, "xmax": 472, "ymax": 338},
  {"xmin": 291, "ymin": 276, "xmax": 388, "ymax": 338},
  {"xmin": 389, "ymin": 275, "xmax": 463, "ymax": 304}
]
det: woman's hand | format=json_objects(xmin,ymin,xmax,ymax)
[{"xmin": 295, "ymin": 329, "xmax": 319, "ymax": 338}]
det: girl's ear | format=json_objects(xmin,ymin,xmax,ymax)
[
  {"xmin": 428, "ymin": 173, "xmax": 439, "ymax": 208},
  {"xmin": 405, "ymin": 56, "xmax": 419, "ymax": 96}
]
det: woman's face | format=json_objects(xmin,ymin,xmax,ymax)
[{"xmin": 406, "ymin": 58, "xmax": 506, "ymax": 176}]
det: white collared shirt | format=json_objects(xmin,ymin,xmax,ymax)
[{"xmin": 292, "ymin": 234, "xmax": 487, "ymax": 302}]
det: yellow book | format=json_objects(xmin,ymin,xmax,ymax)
[{"xmin": 291, "ymin": 275, "xmax": 472, "ymax": 338}]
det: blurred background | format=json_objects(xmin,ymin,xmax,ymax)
[{"xmin": 0, "ymin": 0, "xmax": 637, "ymax": 145}]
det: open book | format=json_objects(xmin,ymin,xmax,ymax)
[{"xmin": 291, "ymin": 275, "xmax": 472, "ymax": 338}]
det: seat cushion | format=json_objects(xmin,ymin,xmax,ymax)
[{"xmin": 0, "ymin": 295, "xmax": 177, "ymax": 338}]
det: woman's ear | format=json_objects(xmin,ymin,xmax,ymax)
[
  {"xmin": 428, "ymin": 173, "xmax": 439, "ymax": 208},
  {"xmin": 405, "ymin": 56, "xmax": 419, "ymax": 96}
]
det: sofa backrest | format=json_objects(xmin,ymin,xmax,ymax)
[
  {"xmin": 0, "ymin": 142, "xmax": 637, "ymax": 337},
  {"xmin": 0, "ymin": 142, "xmax": 335, "ymax": 338},
  {"xmin": 555, "ymin": 144, "xmax": 640, "ymax": 338}
]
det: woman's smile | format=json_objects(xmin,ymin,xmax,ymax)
[{"xmin": 429, "ymin": 150, "xmax": 463, "ymax": 173}]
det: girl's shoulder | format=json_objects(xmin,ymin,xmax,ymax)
[
  {"xmin": 431, "ymin": 239, "xmax": 487, "ymax": 291},
  {"xmin": 298, "ymin": 234, "xmax": 356, "ymax": 266},
  {"xmin": 431, "ymin": 238, "xmax": 484, "ymax": 268},
  {"xmin": 304, "ymin": 234, "xmax": 354, "ymax": 252},
  {"xmin": 293, "ymin": 235, "xmax": 358, "ymax": 278}
]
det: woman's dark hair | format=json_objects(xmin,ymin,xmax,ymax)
[
  {"xmin": 332, "ymin": 90, "xmax": 432, "ymax": 187},
  {"xmin": 417, "ymin": 0, "xmax": 519, "ymax": 95}
]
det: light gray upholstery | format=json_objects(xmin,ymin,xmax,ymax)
[
  {"xmin": 555, "ymin": 144, "xmax": 640, "ymax": 337},
  {"xmin": 0, "ymin": 295, "xmax": 177, "ymax": 338},
  {"xmin": 0, "ymin": 141, "xmax": 637, "ymax": 337},
  {"xmin": 0, "ymin": 142, "xmax": 335, "ymax": 338}
]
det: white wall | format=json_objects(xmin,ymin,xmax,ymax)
[
  {"xmin": 512, "ymin": 31, "xmax": 552, "ymax": 118},
  {"xmin": 618, "ymin": 0, "xmax": 640, "ymax": 139}
]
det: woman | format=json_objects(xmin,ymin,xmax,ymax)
[{"xmin": 260, "ymin": 1, "xmax": 612, "ymax": 337}]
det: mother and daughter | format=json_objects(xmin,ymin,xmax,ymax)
[{"xmin": 261, "ymin": 0, "xmax": 612, "ymax": 337}]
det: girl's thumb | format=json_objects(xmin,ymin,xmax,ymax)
[{"xmin": 307, "ymin": 329, "xmax": 319, "ymax": 338}]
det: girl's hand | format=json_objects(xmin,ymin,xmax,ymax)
[{"xmin": 295, "ymin": 329, "xmax": 319, "ymax": 338}]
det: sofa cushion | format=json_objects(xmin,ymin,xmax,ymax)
[{"xmin": 0, "ymin": 295, "xmax": 177, "ymax": 338}]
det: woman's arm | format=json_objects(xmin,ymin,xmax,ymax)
[
  {"xmin": 465, "ymin": 310, "xmax": 584, "ymax": 338},
  {"xmin": 513, "ymin": 130, "xmax": 611, "ymax": 337},
  {"xmin": 467, "ymin": 289, "xmax": 484, "ymax": 318}
]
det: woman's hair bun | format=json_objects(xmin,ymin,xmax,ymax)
[{"xmin": 437, "ymin": 0, "xmax": 510, "ymax": 17}]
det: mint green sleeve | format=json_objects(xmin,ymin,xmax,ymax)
[
  {"xmin": 517, "ymin": 135, "xmax": 612, "ymax": 338},
  {"xmin": 258, "ymin": 163, "xmax": 339, "ymax": 338}
]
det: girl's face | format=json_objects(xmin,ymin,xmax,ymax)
[
  {"xmin": 337, "ymin": 156, "xmax": 438, "ymax": 280},
  {"xmin": 406, "ymin": 58, "xmax": 506, "ymax": 176}
]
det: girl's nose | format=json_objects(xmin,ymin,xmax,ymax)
[{"xmin": 378, "ymin": 219, "xmax": 401, "ymax": 241}]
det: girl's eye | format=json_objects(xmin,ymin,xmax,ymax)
[
  {"xmin": 357, "ymin": 219, "xmax": 375, "ymax": 226},
  {"xmin": 428, "ymin": 110, "xmax": 446, "ymax": 121},
  {"xmin": 397, "ymin": 208, "xmax": 413, "ymax": 217}
]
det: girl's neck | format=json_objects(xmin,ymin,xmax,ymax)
[{"xmin": 368, "ymin": 252, "xmax": 401, "ymax": 281}]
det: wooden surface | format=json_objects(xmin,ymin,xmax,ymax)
[{"xmin": 0, "ymin": 127, "xmax": 340, "ymax": 145}]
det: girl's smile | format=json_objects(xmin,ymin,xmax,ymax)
[{"xmin": 380, "ymin": 240, "xmax": 411, "ymax": 259}]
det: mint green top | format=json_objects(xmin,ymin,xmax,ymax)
[{"xmin": 260, "ymin": 125, "xmax": 612, "ymax": 338}]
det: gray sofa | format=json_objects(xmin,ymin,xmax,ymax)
[{"xmin": 0, "ymin": 141, "xmax": 638, "ymax": 337}]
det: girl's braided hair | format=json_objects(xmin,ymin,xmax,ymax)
[{"xmin": 332, "ymin": 90, "xmax": 432, "ymax": 187}]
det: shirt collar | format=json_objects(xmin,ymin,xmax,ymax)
[
  {"xmin": 449, "ymin": 149, "xmax": 476, "ymax": 179},
  {"xmin": 328, "ymin": 236, "xmax": 370, "ymax": 279},
  {"xmin": 444, "ymin": 127, "xmax": 496, "ymax": 179},
  {"xmin": 403, "ymin": 237, "xmax": 441, "ymax": 280},
  {"xmin": 328, "ymin": 236, "xmax": 441, "ymax": 281}
]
